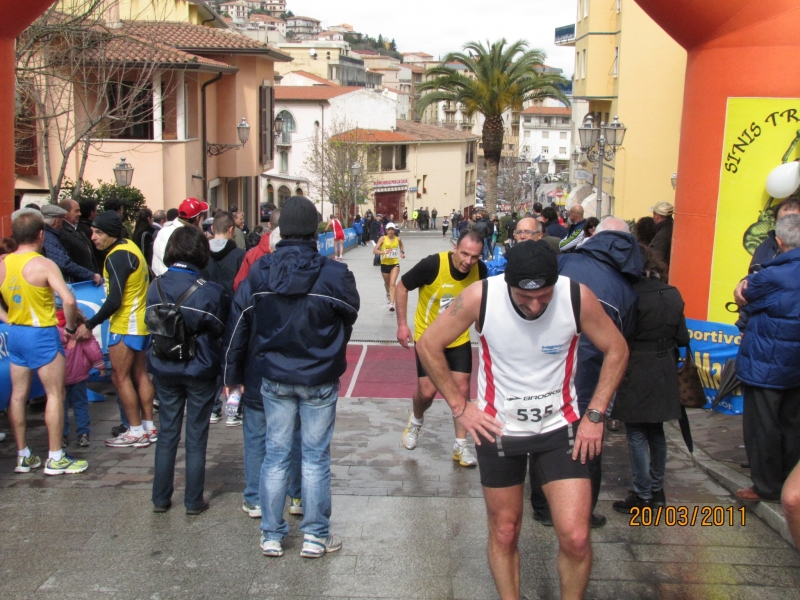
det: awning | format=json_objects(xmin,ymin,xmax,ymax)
[{"xmin": 373, "ymin": 186, "xmax": 408, "ymax": 194}]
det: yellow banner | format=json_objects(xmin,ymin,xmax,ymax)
[{"xmin": 709, "ymin": 98, "xmax": 800, "ymax": 323}]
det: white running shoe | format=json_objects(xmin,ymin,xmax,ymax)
[
  {"xmin": 260, "ymin": 536, "xmax": 284, "ymax": 557},
  {"xmin": 300, "ymin": 533, "xmax": 342, "ymax": 558},
  {"xmin": 401, "ymin": 414, "xmax": 422, "ymax": 450},
  {"xmin": 453, "ymin": 443, "xmax": 478, "ymax": 467},
  {"xmin": 389, "ymin": 302, "xmax": 395, "ymax": 312},
  {"xmin": 289, "ymin": 497, "xmax": 304, "ymax": 516}
]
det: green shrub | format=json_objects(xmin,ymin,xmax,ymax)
[{"xmin": 61, "ymin": 179, "xmax": 146, "ymax": 233}]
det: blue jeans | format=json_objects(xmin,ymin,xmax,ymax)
[
  {"xmin": 624, "ymin": 422, "xmax": 667, "ymax": 500},
  {"xmin": 482, "ymin": 238, "xmax": 491, "ymax": 260},
  {"xmin": 63, "ymin": 380, "xmax": 90, "ymax": 436},
  {"xmin": 151, "ymin": 375, "xmax": 217, "ymax": 510},
  {"xmin": 242, "ymin": 402, "xmax": 302, "ymax": 507},
  {"xmin": 260, "ymin": 378, "xmax": 339, "ymax": 540}
]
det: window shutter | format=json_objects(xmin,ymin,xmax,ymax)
[{"xmin": 260, "ymin": 85, "xmax": 269, "ymax": 166}]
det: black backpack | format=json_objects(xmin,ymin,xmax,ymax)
[{"xmin": 146, "ymin": 277, "xmax": 205, "ymax": 362}]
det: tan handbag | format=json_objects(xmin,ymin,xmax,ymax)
[{"xmin": 678, "ymin": 344, "xmax": 707, "ymax": 408}]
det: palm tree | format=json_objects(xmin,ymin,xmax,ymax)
[{"xmin": 415, "ymin": 40, "xmax": 569, "ymax": 215}]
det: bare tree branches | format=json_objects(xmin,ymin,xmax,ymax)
[
  {"xmin": 15, "ymin": 0, "xmax": 178, "ymax": 200},
  {"xmin": 302, "ymin": 118, "xmax": 377, "ymax": 226},
  {"xmin": 497, "ymin": 158, "xmax": 527, "ymax": 214}
]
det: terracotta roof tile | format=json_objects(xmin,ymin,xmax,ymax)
[
  {"xmin": 332, "ymin": 122, "xmax": 480, "ymax": 144},
  {"xmin": 331, "ymin": 129, "xmax": 414, "ymax": 143},
  {"xmin": 287, "ymin": 70, "xmax": 335, "ymax": 85},
  {"xmin": 521, "ymin": 106, "xmax": 572, "ymax": 115},
  {"xmin": 405, "ymin": 65, "xmax": 426, "ymax": 73},
  {"xmin": 83, "ymin": 33, "xmax": 237, "ymax": 73},
  {"xmin": 275, "ymin": 86, "xmax": 361, "ymax": 101},
  {"xmin": 395, "ymin": 120, "xmax": 480, "ymax": 141},
  {"xmin": 402, "ymin": 51, "xmax": 433, "ymax": 57},
  {"xmin": 121, "ymin": 21, "xmax": 292, "ymax": 61}
]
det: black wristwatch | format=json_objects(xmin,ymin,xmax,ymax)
[
  {"xmin": 585, "ymin": 409, "xmax": 605, "ymax": 423},
  {"xmin": 65, "ymin": 325, "xmax": 77, "ymax": 335}
]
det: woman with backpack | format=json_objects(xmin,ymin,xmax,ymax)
[{"xmin": 147, "ymin": 226, "xmax": 232, "ymax": 514}]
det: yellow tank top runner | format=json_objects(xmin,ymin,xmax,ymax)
[
  {"xmin": 380, "ymin": 236, "xmax": 401, "ymax": 266},
  {"xmin": 104, "ymin": 240, "xmax": 149, "ymax": 335},
  {"xmin": 0, "ymin": 252, "xmax": 57, "ymax": 327},
  {"xmin": 414, "ymin": 251, "xmax": 480, "ymax": 348}
]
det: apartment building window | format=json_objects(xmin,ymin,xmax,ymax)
[
  {"xmin": 560, "ymin": 131, "xmax": 567, "ymax": 139},
  {"xmin": 260, "ymin": 85, "xmax": 275, "ymax": 165},
  {"xmin": 523, "ymin": 130, "xmax": 530, "ymax": 139},
  {"xmin": 381, "ymin": 146, "xmax": 394, "ymax": 171},
  {"xmin": 562, "ymin": 117, "xmax": 571, "ymax": 124},
  {"xmin": 582, "ymin": 49, "xmax": 587, "ymax": 79},
  {"xmin": 576, "ymin": 53, "xmax": 581, "ymax": 80},
  {"xmin": 106, "ymin": 82, "xmax": 153, "ymax": 140},
  {"xmin": 584, "ymin": 0, "xmax": 589, "ymax": 18},
  {"xmin": 280, "ymin": 151, "xmax": 288, "ymax": 172},
  {"xmin": 277, "ymin": 110, "xmax": 295, "ymax": 144},
  {"xmin": 542, "ymin": 146, "xmax": 549, "ymax": 154},
  {"xmin": 542, "ymin": 131, "xmax": 549, "ymax": 139},
  {"xmin": 466, "ymin": 141, "xmax": 476, "ymax": 164},
  {"xmin": 616, "ymin": 0, "xmax": 621, "ymax": 12},
  {"xmin": 395, "ymin": 145, "xmax": 407, "ymax": 170},
  {"xmin": 524, "ymin": 116, "xmax": 531, "ymax": 123},
  {"xmin": 612, "ymin": 47, "xmax": 619, "ymax": 78},
  {"xmin": 559, "ymin": 147, "xmax": 567, "ymax": 154}
]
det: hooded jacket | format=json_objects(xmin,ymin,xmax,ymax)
[
  {"xmin": 146, "ymin": 262, "xmax": 231, "ymax": 380},
  {"xmin": 737, "ymin": 247, "xmax": 800, "ymax": 389},
  {"xmin": 201, "ymin": 238, "xmax": 245, "ymax": 298},
  {"xmin": 151, "ymin": 218, "xmax": 187, "ymax": 276},
  {"xmin": 223, "ymin": 239, "xmax": 360, "ymax": 409},
  {"xmin": 558, "ymin": 230, "xmax": 642, "ymax": 408},
  {"xmin": 60, "ymin": 220, "xmax": 98, "ymax": 274},
  {"xmin": 233, "ymin": 232, "xmax": 272, "ymax": 292}
]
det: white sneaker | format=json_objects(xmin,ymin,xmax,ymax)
[
  {"xmin": 289, "ymin": 497, "xmax": 304, "ymax": 516},
  {"xmin": 300, "ymin": 533, "xmax": 342, "ymax": 558},
  {"xmin": 389, "ymin": 302, "xmax": 395, "ymax": 312},
  {"xmin": 209, "ymin": 412, "xmax": 221, "ymax": 424},
  {"xmin": 453, "ymin": 443, "xmax": 478, "ymax": 467},
  {"xmin": 226, "ymin": 415, "xmax": 243, "ymax": 427},
  {"xmin": 401, "ymin": 414, "xmax": 422, "ymax": 450},
  {"xmin": 242, "ymin": 502, "xmax": 261, "ymax": 518},
  {"xmin": 260, "ymin": 536, "xmax": 284, "ymax": 557},
  {"xmin": 385, "ymin": 293, "xmax": 390, "ymax": 304}
]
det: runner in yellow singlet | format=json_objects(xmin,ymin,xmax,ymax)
[
  {"xmin": 76, "ymin": 211, "xmax": 156, "ymax": 449},
  {"xmin": 394, "ymin": 230, "xmax": 486, "ymax": 466},
  {"xmin": 0, "ymin": 210, "xmax": 88, "ymax": 475},
  {"xmin": 373, "ymin": 222, "xmax": 405, "ymax": 312}
]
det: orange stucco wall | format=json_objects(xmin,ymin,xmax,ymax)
[
  {"xmin": 0, "ymin": 0, "xmax": 57, "ymax": 235},
  {"xmin": 634, "ymin": 0, "xmax": 800, "ymax": 319}
]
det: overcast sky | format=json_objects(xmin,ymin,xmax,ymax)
[{"xmin": 287, "ymin": 0, "xmax": 577, "ymax": 76}]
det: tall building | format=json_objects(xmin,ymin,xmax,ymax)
[{"xmin": 556, "ymin": 0, "xmax": 686, "ymax": 218}]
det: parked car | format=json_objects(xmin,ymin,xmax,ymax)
[{"xmin": 260, "ymin": 202, "xmax": 277, "ymax": 222}]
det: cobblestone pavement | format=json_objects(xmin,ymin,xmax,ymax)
[{"xmin": 0, "ymin": 231, "xmax": 799, "ymax": 599}]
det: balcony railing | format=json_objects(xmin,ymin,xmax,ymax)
[
  {"xmin": 555, "ymin": 24, "xmax": 576, "ymax": 45},
  {"xmin": 465, "ymin": 181, "xmax": 476, "ymax": 196},
  {"xmin": 443, "ymin": 102, "xmax": 456, "ymax": 113}
]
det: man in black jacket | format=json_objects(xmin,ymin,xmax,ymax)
[
  {"xmin": 649, "ymin": 201, "xmax": 674, "ymax": 269},
  {"xmin": 224, "ymin": 196, "xmax": 359, "ymax": 560},
  {"xmin": 41, "ymin": 204, "xmax": 101, "ymax": 285},
  {"xmin": 58, "ymin": 199, "xmax": 99, "ymax": 274},
  {"xmin": 201, "ymin": 211, "xmax": 245, "ymax": 426}
]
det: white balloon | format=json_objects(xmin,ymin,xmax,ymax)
[{"xmin": 765, "ymin": 161, "xmax": 800, "ymax": 199}]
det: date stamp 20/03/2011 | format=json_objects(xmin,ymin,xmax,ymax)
[{"xmin": 628, "ymin": 505, "xmax": 746, "ymax": 527}]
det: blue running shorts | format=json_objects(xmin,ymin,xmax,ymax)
[
  {"xmin": 108, "ymin": 333, "xmax": 151, "ymax": 352},
  {"xmin": 8, "ymin": 325, "xmax": 63, "ymax": 370}
]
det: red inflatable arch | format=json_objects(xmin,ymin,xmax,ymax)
[{"xmin": 634, "ymin": 0, "xmax": 800, "ymax": 319}]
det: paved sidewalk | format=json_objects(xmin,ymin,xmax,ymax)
[{"xmin": 0, "ymin": 232, "xmax": 798, "ymax": 599}]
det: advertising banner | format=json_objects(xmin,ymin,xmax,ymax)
[
  {"xmin": 710, "ymin": 97, "xmax": 800, "ymax": 323},
  {"xmin": 317, "ymin": 228, "xmax": 358, "ymax": 257},
  {"xmin": 685, "ymin": 318, "xmax": 743, "ymax": 415}
]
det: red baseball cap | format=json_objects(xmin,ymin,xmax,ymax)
[{"xmin": 178, "ymin": 197, "xmax": 209, "ymax": 220}]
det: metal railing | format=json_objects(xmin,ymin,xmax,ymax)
[{"xmin": 555, "ymin": 24, "xmax": 576, "ymax": 45}]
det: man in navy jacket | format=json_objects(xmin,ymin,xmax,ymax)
[
  {"xmin": 529, "ymin": 218, "xmax": 641, "ymax": 527},
  {"xmin": 223, "ymin": 196, "xmax": 359, "ymax": 560},
  {"xmin": 736, "ymin": 213, "xmax": 800, "ymax": 502}
]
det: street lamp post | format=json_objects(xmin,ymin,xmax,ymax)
[
  {"xmin": 350, "ymin": 162, "xmax": 361, "ymax": 224},
  {"xmin": 207, "ymin": 117, "xmax": 251, "ymax": 156},
  {"xmin": 578, "ymin": 114, "xmax": 627, "ymax": 218},
  {"xmin": 113, "ymin": 157, "xmax": 134, "ymax": 187}
]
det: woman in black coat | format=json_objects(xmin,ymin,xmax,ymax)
[
  {"xmin": 148, "ymin": 226, "xmax": 231, "ymax": 514},
  {"xmin": 611, "ymin": 245, "xmax": 690, "ymax": 513}
]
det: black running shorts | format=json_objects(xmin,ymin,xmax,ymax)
[
  {"xmin": 381, "ymin": 264, "xmax": 400, "ymax": 274},
  {"xmin": 476, "ymin": 422, "xmax": 590, "ymax": 488},
  {"xmin": 414, "ymin": 341, "xmax": 472, "ymax": 378}
]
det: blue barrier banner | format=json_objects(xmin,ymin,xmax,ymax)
[
  {"xmin": 317, "ymin": 228, "xmax": 358, "ymax": 257},
  {"xmin": 685, "ymin": 318, "xmax": 743, "ymax": 415},
  {"xmin": 0, "ymin": 280, "xmax": 111, "ymax": 411}
]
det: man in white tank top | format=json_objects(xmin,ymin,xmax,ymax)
[{"xmin": 416, "ymin": 241, "xmax": 629, "ymax": 600}]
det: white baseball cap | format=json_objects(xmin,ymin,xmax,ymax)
[{"xmin": 386, "ymin": 222, "xmax": 397, "ymax": 230}]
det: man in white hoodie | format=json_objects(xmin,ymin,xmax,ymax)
[{"xmin": 151, "ymin": 198, "xmax": 208, "ymax": 276}]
